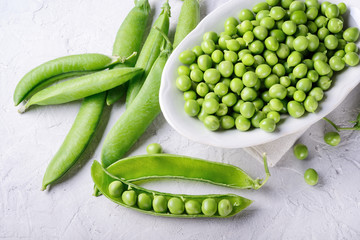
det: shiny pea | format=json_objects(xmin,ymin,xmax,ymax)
[
  {"xmin": 177, "ymin": 65, "xmax": 190, "ymax": 76},
  {"xmin": 218, "ymin": 61, "xmax": 234, "ymax": 78},
  {"xmin": 138, "ymin": 193, "xmax": 152, "ymax": 210},
  {"xmin": 204, "ymin": 115, "xmax": 220, "ymax": 131},
  {"xmin": 190, "ymin": 69, "xmax": 203, "ymax": 83},
  {"xmin": 179, "ymin": 50, "xmax": 196, "ymax": 65},
  {"xmin": 168, "ymin": 197, "xmax": 185, "ymax": 214},
  {"xmin": 293, "ymin": 144, "xmax": 308, "ymax": 160},
  {"xmin": 201, "ymin": 198, "xmax": 217, "ymax": 216},
  {"xmin": 184, "ymin": 100, "xmax": 200, "ymax": 116},
  {"xmin": 153, "ymin": 196, "xmax": 167, "ymax": 213},
  {"xmin": 220, "ymin": 115, "xmax": 235, "ymax": 129},
  {"xmin": 287, "ymin": 100, "xmax": 305, "ymax": 118},
  {"xmin": 176, "ymin": 75, "xmax": 192, "ymax": 92},
  {"xmin": 259, "ymin": 118, "xmax": 276, "ymax": 132},
  {"xmin": 304, "ymin": 96, "xmax": 318, "ymax": 112},
  {"xmin": 304, "ymin": 168, "xmax": 318, "ymax": 186},
  {"xmin": 122, "ymin": 190, "xmax": 137, "ymax": 206},
  {"xmin": 296, "ymin": 78, "xmax": 312, "ymax": 92},
  {"xmin": 197, "ymin": 55, "xmax": 213, "ymax": 71},
  {"xmin": 329, "ymin": 56, "xmax": 345, "ymax": 71},
  {"xmin": 235, "ymin": 115, "xmax": 251, "ymax": 131},
  {"xmin": 108, "ymin": 181, "xmax": 124, "ymax": 198}
]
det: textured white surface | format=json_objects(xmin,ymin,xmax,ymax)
[{"xmin": 1, "ymin": 0, "xmax": 360, "ymax": 239}]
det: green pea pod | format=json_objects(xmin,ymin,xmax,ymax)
[
  {"xmin": 91, "ymin": 160, "xmax": 253, "ymax": 218},
  {"xmin": 125, "ymin": 0, "xmax": 170, "ymax": 107},
  {"xmin": 106, "ymin": 0, "xmax": 151, "ymax": 105},
  {"xmin": 106, "ymin": 154, "xmax": 270, "ymax": 190},
  {"xmin": 41, "ymin": 92, "xmax": 106, "ymax": 190},
  {"xmin": 19, "ymin": 67, "xmax": 143, "ymax": 113},
  {"xmin": 101, "ymin": 43, "xmax": 172, "ymax": 168},
  {"xmin": 173, "ymin": 0, "xmax": 200, "ymax": 48},
  {"xmin": 14, "ymin": 53, "xmax": 122, "ymax": 106}
]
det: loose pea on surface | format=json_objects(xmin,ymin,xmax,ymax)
[
  {"xmin": 304, "ymin": 168, "xmax": 319, "ymax": 186},
  {"xmin": 293, "ymin": 143, "xmax": 308, "ymax": 160},
  {"xmin": 324, "ymin": 131, "xmax": 341, "ymax": 146},
  {"xmin": 146, "ymin": 143, "xmax": 163, "ymax": 154}
]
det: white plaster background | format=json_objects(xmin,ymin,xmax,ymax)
[{"xmin": 1, "ymin": 0, "xmax": 360, "ymax": 239}]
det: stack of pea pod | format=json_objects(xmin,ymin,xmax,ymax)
[{"xmin": 175, "ymin": 0, "xmax": 359, "ymax": 133}]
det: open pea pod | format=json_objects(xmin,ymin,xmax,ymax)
[
  {"xmin": 106, "ymin": 153, "xmax": 270, "ymax": 190},
  {"xmin": 91, "ymin": 161, "xmax": 253, "ymax": 218}
]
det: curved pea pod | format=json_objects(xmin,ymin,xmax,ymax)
[
  {"xmin": 173, "ymin": 0, "xmax": 200, "ymax": 48},
  {"xmin": 91, "ymin": 161, "xmax": 253, "ymax": 218},
  {"xmin": 41, "ymin": 92, "xmax": 106, "ymax": 190},
  {"xmin": 19, "ymin": 67, "xmax": 143, "ymax": 113},
  {"xmin": 101, "ymin": 44, "xmax": 172, "ymax": 167},
  {"xmin": 106, "ymin": 0, "xmax": 151, "ymax": 105},
  {"xmin": 106, "ymin": 154, "xmax": 270, "ymax": 190},
  {"xmin": 126, "ymin": 0, "xmax": 171, "ymax": 107},
  {"xmin": 13, "ymin": 53, "xmax": 122, "ymax": 106}
]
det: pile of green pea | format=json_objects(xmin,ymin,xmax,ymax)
[{"xmin": 175, "ymin": 0, "xmax": 359, "ymax": 132}]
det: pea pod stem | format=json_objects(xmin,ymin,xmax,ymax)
[
  {"xmin": 323, "ymin": 115, "xmax": 360, "ymax": 131},
  {"xmin": 91, "ymin": 160, "xmax": 253, "ymax": 218}
]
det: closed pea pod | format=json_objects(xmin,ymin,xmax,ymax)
[
  {"xmin": 91, "ymin": 161, "xmax": 253, "ymax": 218},
  {"xmin": 41, "ymin": 92, "xmax": 106, "ymax": 190},
  {"xmin": 19, "ymin": 68, "xmax": 143, "ymax": 112},
  {"xmin": 126, "ymin": 1, "xmax": 171, "ymax": 107},
  {"xmin": 14, "ymin": 53, "xmax": 123, "ymax": 106},
  {"xmin": 106, "ymin": 0, "xmax": 151, "ymax": 105}
]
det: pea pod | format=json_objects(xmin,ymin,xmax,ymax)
[
  {"xmin": 173, "ymin": 0, "xmax": 200, "ymax": 48},
  {"xmin": 106, "ymin": 0, "xmax": 151, "ymax": 105},
  {"xmin": 125, "ymin": 0, "xmax": 170, "ymax": 107},
  {"xmin": 91, "ymin": 160, "xmax": 253, "ymax": 218},
  {"xmin": 101, "ymin": 43, "xmax": 171, "ymax": 167},
  {"xmin": 19, "ymin": 67, "xmax": 143, "ymax": 113},
  {"xmin": 13, "ymin": 53, "xmax": 122, "ymax": 106},
  {"xmin": 106, "ymin": 154, "xmax": 270, "ymax": 190},
  {"xmin": 41, "ymin": 92, "xmax": 106, "ymax": 190}
]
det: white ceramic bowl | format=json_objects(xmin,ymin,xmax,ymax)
[{"xmin": 160, "ymin": 0, "xmax": 360, "ymax": 149}]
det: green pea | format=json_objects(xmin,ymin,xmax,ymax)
[
  {"xmin": 197, "ymin": 108, "xmax": 208, "ymax": 122},
  {"xmin": 303, "ymin": 59, "xmax": 314, "ymax": 70},
  {"xmin": 309, "ymin": 87, "xmax": 324, "ymax": 101},
  {"xmin": 241, "ymin": 87, "xmax": 258, "ymax": 101},
  {"xmin": 337, "ymin": 2, "xmax": 347, "ymax": 14},
  {"xmin": 259, "ymin": 118, "xmax": 276, "ymax": 132},
  {"xmin": 211, "ymin": 50, "xmax": 224, "ymax": 64},
  {"xmin": 279, "ymin": 76, "xmax": 291, "ymax": 87},
  {"xmin": 287, "ymin": 51, "xmax": 302, "ymax": 67},
  {"xmin": 201, "ymin": 198, "xmax": 217, "ymax": 216},
  {"xmin": 234, "ymin": 63, "xmax": 246, "ymax": 77},
  {"xmin": 197, "ymin": 55, "xmax": 212, "ymax": 71},
  {"xmin": 265, "ymin": 36, "xmax": 279, "ymax": 51},
  {"xmin": 293, "ymin": 90, "xmax": 306, "ymax": 102},
  {"xmin": 262, "ymin": 104, "xmax": 271, "ymax": 113},
  {"xmin": 257, "ymin": 10, "xmax": 271, "ymax": 22},
  {"xmin": 201, "ymin": 40, "xmax": 216, "ymax": 55},
  {"xmin": 260, "ymin": 17, "xmax": 275, "ymax": 30},
  {"xmin": 317, "ymin": 27, "xmax": 329, "ymax": 41},
  {"xmin": 203, "ymin": 31, "xmax": 219, "ymax": 43},
  {"xmin": 218, "ymin": 61, "xmax": 234, "ymax": 78},
  {"xmin": 235, "ymin": 115, "xmax": 251, "ymax": 131},
  {"xmin": 204, "ymin": 68, "xmax": 221, "ymax": 84},
  {"xmin": 314, "ymin": 60, "xmax": 331, "ymax": 76},
  {"xmin": 239, "ymin": 9, "xmax": 255, "ymax": 21},
  {"xmin": 176, "ymin": 75, "xmax": 192, "ymax": 92},
  {"xmin": 304, "ymin": 168, "xmax": 318, "ymax": 186},
  {"xmin": 225, "ymin": 16, "xmax": 239, "ymax": 26},
  {"xmin": 240, "ymin": 102, "xmax": 256, "ymax": 118},
  {"xmin": 213, "ymin": 83, "xmax": 228, "ymax": 97},
  {"xmin": 249, "ymin": 40, "xmax": 265, "ymax": 54},
  {"xmin": 292, "ymin": 36, "xmax": 308, "ymax": 52},
  {"xmin": 287, "ymin": 100, "xmax": 305, "ymax": 118},
  {"xmin": 220, "ymin": 115, "xmax": 235, "ymax": 129},
  {"xmin": 253, "ymin": 55, "xmax": 266, "ymax": 67},
  {"xmin": 312, "ymin": 52, "xmax": 327, "ymax": 62},
  {"xmin": 329, "ymin": 56, "xmax": 345, "ymax": 71},
  {"xmin": 238, "ymin": 20, "xmax": 254, "ymax": 34},
  {"xmin": 224, "ymin": 50, "xmax": 238, "ymax": 63},
  {"xmin": 146, "ymin": 143, "xmax": 163, "ymax": 154},
  {"xmin": 230, "ymin": 78, "xmax": 244, "ymax": 94},
  {"xmin": 270, "ymin": 29, "xmax": 286, "ymax": 43},
  {"xmin": 281, "ymin": 0, "xmax": 294, "ymax": 9},
  {"xmin": 344, "ymin": 52, "xmax": 360, "ymax": 66},
  {"xmin": 167, "ymin": 197, "xmax": 185, "ymax": 214},
  {"xmin": 270, "ymin": 6, "xmax": 286, "ymax": 20},
  {"xmin": 190, "ymin": 69, "xmax": 203, "ymax": 83},
  {"xmin": 293, "ymin": 63, "xmax": 308, "ymax": 78},
  {"xmin": 307, "ymin": 70, "xmax": 319, "ymax": 82},
  {"xmin": 324, "ymin": 131, "xmax": 341, "ymax": 146},
  {"xmin": 272, "ymin": 63, "xmax": 286, "ymax": 77},
  {"xmin": 315, "ymin": 16, "xmax": 328, "ymax": 28},
  {"xmin": 307, "ymin": 34, "xmax": 320, "ymax": 52},
  {"xmin": 269, "ymin": 84, "xmax": 287, "ymax": 99},
  {"xmin": 304, "ymin": 96, "xmax": 318, "ymax": 113},
  {"xmin": 264, "ymin": 74, "xmax": 280, "ymax": 88},
  {"xmin": 328, "ymin": 18, "xmax": 343, "ymax": 34},
  {"xmin": 285, "ymin": 36, "xmax": 295, "ymax": 50},
  {"xmin": 295, "ymin": 24, "xmax": 308, "ymax": 37},
  {"xmin": 243, "ymin": 31, "xmax": 255, "ymax": 45},
  {"xmin": 276, "ymin": 43, "xmax": 290, "ymax": 59},
  {"xmin": 224, "ymin": 24, "xmax": 237, "ymax": 36},
  {"xmin": 242, "ymin": 54, "xmax": 255, "ymax": 66},
  {"xmin": 287, "ymin": 86, "xmax": 297, "ymax": 98},
  {"xmin": 178, "ymin": 65, "xmax": 190, "ymax": 76},
  {"xmin": 216, "ymin": 103, "xmax": 228, "ymax": 116},
  {"xmin": 222, "ymin": 92, "xmax": 238, "ymax": 107},
  {"xmin": 184, "ymin": 100, "xmax": 200, "ymax": 117},
  {"xmin": 219, "ymin": 35, "xmax": 232, "ymax": 50},
  {"xmin": 307, "ymin": 21, "xmax": 318, "ymax": 33},
  {"xmin": 184, "ymin": 200, "xmax": 201, "ymax": 215},
  {"xmin": 282, "ymin": 20, "xmax": 296, "ymax": 35},
  {"xmin": 190, "ymin": 63, "xmax": 200, "ymax": 71},
  {"xmin": 305, "ymin": 0, "xmax": 320, "ymax": 9},
  {"xmin": 345, "ymin": 43, "xmax": 358, "ymax": 53},
  {"xmin": 136, "ymin": 193, "xmax": 152, "ymax": 210},
  {"xmin": 289, "ymin": 1, "xmax": 305, "ymax": 13},
  {"xmin": 306, "ymin": 6, "xmax": 318, "ymax": 20},
  {"xmin": 243, "ymin": 71, "xmax": 258, "ymax": 87},
  {"xmin": 253, "ymin": 2, "xmax": 269, "ymax": 13},
  {"xmin": 324, "ymin": 35, "xmax": 338, "ymax": 50},
  {"xmin": 251, "ymin": 111, "xmax": 266, "ymax": 128},
  {"xmin": 108, "ymin": 181, "xmax": 124, "ymax": 198},
  {"xmin": 122, "ymin": 190, "xmax": 137, "ymax": 206},
  {"xmin": 153, "ymin": 196, "xmax": 167, "ymax": 213},
  {"xmin": 179, "ymin": 50, "xmax": 196, "ymax": 65},
  {"xmin": 203, "ymin": 98, "xmax": 219, "ymax": 114},
  {"xmin": 253, "ymin": 26, "xmax": 269, "ymax": 41},
  {"xmin": 196, "ymin": 82, "xmax": 209, "ymax": 97},
  {"xmin": 317, "ymin": 76, "xmax": 332, "ymax": 90},
  {"xmin": 325, "ymin": 4, "xmax": 339, "ymax": 18},
  {"xmin": 217, "ymin": 199, "xmax": 233, "ymax": 217},
  {"xmin": 267, "ymin": 111, "xmax": 281, "ymax": 123},
  {"xmin": 252, "ymin": 98, "xmax": 264, "ymax": 111},
  {"xmin": 192, "ymin": 46, "xmax": 204, "ymax": 57},
  {"xmin": 255, "ymin": 64, "xmax": 272, "ymax": 79},
  {"xmin": 269, "ymin": 98, "xmax": 283, "ymax": 111},
  {"xmin": 265, "ymin": 51, "xmax": 279, "ymax": 66},
  {"xmin": 296, "ymin": 78, "xmax": 312, "ymax": 92},
  {"xmin": 204, "ymin": 115, "xmax": 220, "ymax": 131},
  {"xmin": 290, "ymin": 10, "xmax": 307, "ymax": 25},
  {"xmin": 293, "ymin": 143, "xmax": 308, "ymax": 160},
  {"xmin": 337, "ymin": 39, "xmax": 347, "ymax": 50}
]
